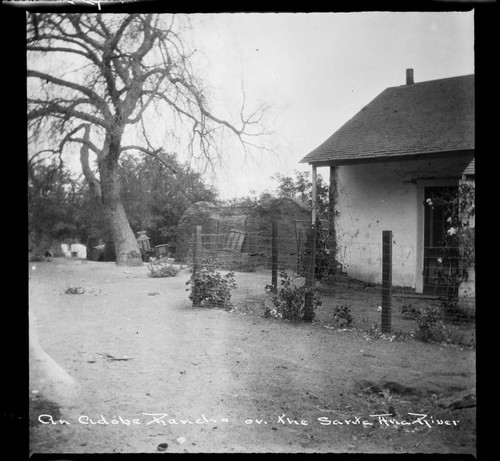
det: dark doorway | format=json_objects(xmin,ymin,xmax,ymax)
[{"xmin": 423, "ymin": 186, "xmax": 458, "ymax": 295}]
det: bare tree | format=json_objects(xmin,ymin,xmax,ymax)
[{"xmin": 27, "ymin": 13, "xmax": 270, "ymax": 265}]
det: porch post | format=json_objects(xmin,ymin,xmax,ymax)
[
  {"xmin": 311, "ymin": 164, "xmax": 317, "ymax": 225},
  {"xmin": 303, "ymin": 164, "xmax": 318, "ymax": 322},
  {"xmin": 328, "ymin": 165, "xmax": 338, "ymax": 262}
]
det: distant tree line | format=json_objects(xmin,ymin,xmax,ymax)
[
  {"xmin": 28, "ymin": 153, "xmax": 217, "ymax": 256},
  {"xmin": 223, "ymin": 170, "xmax": 329, "ymax": 219},
  {"xmin": 28, "ymin": 162, "xmax": 327, "ymax": 258}
]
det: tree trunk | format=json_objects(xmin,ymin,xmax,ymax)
[
  {"xmin": 79, "ymin": 128, "xmax": 118, "ymax": 263},
  {"xmin": 99, "ymin": 157, "xmax": 143, "ymax": 266}
]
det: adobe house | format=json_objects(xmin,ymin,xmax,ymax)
[{"xmin": 300, "ymin": 70, "xmax": 474, "ymax": 296}]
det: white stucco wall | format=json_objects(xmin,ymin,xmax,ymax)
[{"xmin": 332, "ymin": 156, "xmax": 472, "ymax": 290}]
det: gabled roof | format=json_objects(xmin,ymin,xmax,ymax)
[{"xmin": 300, "ymin": 74, "xmax": 475, "ymax": 165}]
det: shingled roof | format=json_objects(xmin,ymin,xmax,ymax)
[{"xmin": 300, "ymin": 74, "xmax": 475, "ymax": 165}]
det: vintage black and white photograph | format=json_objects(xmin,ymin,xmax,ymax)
[{"xmin": 17, "ymin": 1, "xmax": 482, "ymax": 456}]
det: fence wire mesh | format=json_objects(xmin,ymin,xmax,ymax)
[{"xmin": 187, "ymin": 227, "xmax": 475, "ymax": 347}]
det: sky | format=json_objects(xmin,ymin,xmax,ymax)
[
  {"xmin": 26, "ymin": 10, "xmax": 475, "ymax": 201},
  {"xmin": 181, "ymin": 11, "xmax": 475, "ymax": 199}
]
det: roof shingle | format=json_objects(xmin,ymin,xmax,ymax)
[{"xmin": 300, "ymin": 74, "xmax": 475, "ymax": 165}]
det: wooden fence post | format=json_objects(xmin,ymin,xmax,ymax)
[
  {"xmin": 303, "ymin": 224, "xmax": 316, "ymax": 322},
  {"xmin": 191, "ymin": 226, "xmax": 203, "ymax": 307},
  {"xmin": 194, "ymin": 226, "xmax": 202, "ymax": 270},
  {"xmin": 382, "ymin": 230, "xmax": 392, "ymax": 333},
  {"xmin": 271, "ymin": 220, "xmax": 278, "ymax": 292}
]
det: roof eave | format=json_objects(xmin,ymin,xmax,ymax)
[{"xmin": 300, "ymin": 149, "xmax": 475, "ymax": 167}]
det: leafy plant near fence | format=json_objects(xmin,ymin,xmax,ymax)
[
  {"xmin": 269, "ymin": 271, "xmax": 321, "ymax": 322},
  {"xmin": 332, "ymin": 305, "xmax": 354, "ymax": 327},
  {"xmin": 427, "ymin": 183, "xmax": 475, "ymax": 321},
  {"xmin": 186, "ymin": 258, "xmax": 237, "ymax": 308},
  {"xmin": 400, "ymin": 303, "xmax": 419, "ymax": 319},
  {"xmin": 313, "ymin": 219, "xmax": 344, "ymax": 280},
  {"xmin": 414, "ymin": 305, "xmax": 449, "ymax": 343},
  {"xmin": 147, "ymin": 258, "xmax": 182, "ymax": 278},
  {"xmin": 298, "ymin": 219, "xmax": 343, "ymax": 281},
  {"xmin": 363, "ymin": 323, "xmax": 411, "ymax": 342}
]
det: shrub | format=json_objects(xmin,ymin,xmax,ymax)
[
  {"xmin": 186, "ymin": 258, "xmax": 237, "ymax": 308},
  {"xmin": 414, "ymin": 306, "xmax": 449, "ymax": 343},
  {"xmin": 363, "ymin": 323, "xmax": 411, "ymax": 342},
  {"xmin": 365, "ymin": 323, "xmax": 382, "ymax": 340},
  {"xmin": 147, "ymin": 258, "xmax": 181, "ymax": 278},
  {"xmin": 428, "ymin": 183, "xmax": 475, "ymax": 317},
  {"xmin": 263, "ymin": 306, "xmax": 283, "ymax": 319},
  {"xmin": 332, "ymin": 305, "xmax": 354, "ymax": 327},
  {"xmin": 65, "ymin": 286, "xmax": 85, "ymax": 295},
  {"xmin": 400, "ymin": 303, "xmax": 419, "ymax": 319},
  {"xmin": 271, "ymin": 271, "xmax": 321, "ymax": 322}
]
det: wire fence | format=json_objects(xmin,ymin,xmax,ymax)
[{"xmin": 186, "ymin": 225, "xmax": 475, "ymax": 347}]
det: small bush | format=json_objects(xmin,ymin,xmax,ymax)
[
  {"xmin": 365, "ymin": 323, "xmax": 382, "ymax": 340},
  {"xmin": 400, "ymin": 303, "xmax": 419, "ymax": 319},
  {"xmin": 65, "ymin": 286, "xmax": 85, "ymax": 295},
  {"xmin": 263, "ymin": 307, "xmax": 283, "ymax": 319},
  {"xmin": 332, "ymin": 305, "xmax": 354, "ymax": 327},
  {"xmin": 270, "ymin": 271, "xmax": 321, "ymax": 322},
  {"xmin": 147, "ymin": 259, "xmax": 181, "ymax": 278},
  {"xmin": 186, "ymin": 258, "xmax": 237, "ymax": 308},
  {"xmin": 414, "ymin": 306, "xmax": 449, "ymax": 343}
]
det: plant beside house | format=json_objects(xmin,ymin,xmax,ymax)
[
  {"xmin": 297, "ymin": 219, "xmax": 344, "ymax": 282},
  {"xmin": 267, "ymin": 271, "xmax": 322, "ymax": 322},
  {"xmin": 428, "ymin": 183, "xmax": 475, "ymax": 322},
  {"xmin": 186, "ymin": 258, "xmax": 237, "ymax": 308},
  {"xmin": 414, "ymin": 305, "xmax": 449, "ymax": 343}
]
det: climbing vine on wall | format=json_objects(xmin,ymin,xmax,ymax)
[{"xmin": 427, "ymin": 182, "xmax": 475, "ymax": 319}]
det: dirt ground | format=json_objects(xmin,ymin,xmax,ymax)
[{"xmin": 29, "ymin": 258, "xmax": 476, "ymax": 455}]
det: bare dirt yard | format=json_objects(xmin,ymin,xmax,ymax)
[{"xmin": 29, "ymin": 258, "xmax": 476, "ymax": 455}]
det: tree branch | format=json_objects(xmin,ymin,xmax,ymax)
[
  {"xmin": 27, "ymin": 70, "xmax": 112, "ymax": 121},
  {"xmin": 120, "ymin": 145, "xmax": 178, "ymax": 175},
  {"xmin": 27, "ymin": 45, "xmax": 96, "ymax": 63},
  {"xmin": 126, "ymin": 74, "xmax": 167, "ymax": 124},
  {"xmin": 29, "ymin": 30, "xmax": 103, "ymax": 67},
  {"xmin": 66, "ymin": 14, "xmax": 105, "ymax": 53},
  {"xmin": 79, "ymin": 124, "xmax": 102, "ymax": 200},
  {"xmin": 28, "ymin": 101, "xmax": 108, "ymax": 128}
]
